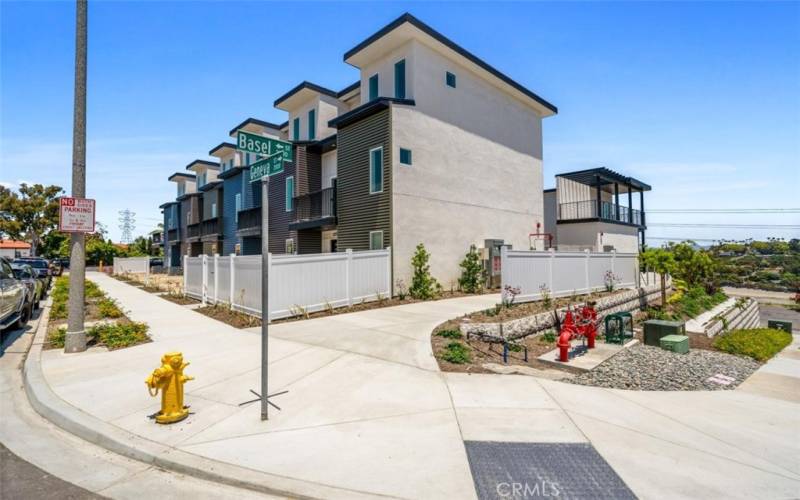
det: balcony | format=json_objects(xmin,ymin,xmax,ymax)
[
  {"xmin": 558, "ymin": 200, "xmax": 644, "ymax": 227},
  {"xmin": 289, "ymin": 187, "xmax": 337, "ymax": 231},
  {"xmin": 187, "ymin": 222, "xmax": 202, "ymax": 240},
  {"xmin": 201, "ymin": 216, "xmax": 222, "ymax": 242},
  {"xmin": 236, "ymin": 206, "xmax": 262, "ymax": 237},
  {"xmin": 166, "ymin": 228, "xmax": 180, "ymax": 243}
]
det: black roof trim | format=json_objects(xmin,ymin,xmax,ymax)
[
  {"xmin": 158, "ymin": 201, "xmax": 178, "ymax": 209},
  {"xmin": 185, "ymin": 159, "xmax": 220, "ymax": 171},
  {"xmin": 307, "ymin": 134, "xmax": 338, "ymax": 154},
  {"xmin": 344, "ymin": 13, "xmax": 557, "ymax": 114},
  {"xmin": 280, "ymin": 121, "xmax": 289, "ymax": 129},
  {"xmin": 328, "ymin": 98, "xmax": 415, "ymax": 129},
  {"xmin": 168, "ymin": 172, "xmax": 195, "ymax": 182},
  {"xmin": 217, "ymin": 166, "xmax": 248, "ymax": 180},
  {"xmin": 228, "ymin": 117, "xmax": 283, "ymax": 137},
  {"xmin": 208, "ymin": 142, "xmax": 237, "ymax": 156},
  {"xmin": 176, "ymin": 192, "xmax": 202, "ymax": 201},
  {"xmin": 198, "ymin": 180, "xmax": 223, "ymax": 192},
  {"xmin": 543, "ymin": 188, "xmax": 556, "ymax": 193},
  {"xmin": 557, "ymin": 167, "xmax": 652, "ymax": 191},
  {"xmin": 337, "ymin": 81, "xmax": 360, "ymax": 97},
  {"xmin": 274, "ymin": 81, "xmax": 338, "ymax": 108}
]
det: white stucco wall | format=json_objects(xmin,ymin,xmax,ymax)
[
  {"xmin": 556, "ymin": 221, "xmax": 639, "ymax": 253},
  {"xmin": 286, "ymin": 94, "xmax": 348, "ymax": 142},
  {"xmin": 359, "ymin": 42, "xmax": 415, "ymax": 103},
  {"xmin": 391, "ymin": 105, "xmax": 543, "ymax": 287}
]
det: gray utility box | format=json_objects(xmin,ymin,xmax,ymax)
[{"xmin": 643, "ymin": 320, "xmax": 686, "ymax": 347}]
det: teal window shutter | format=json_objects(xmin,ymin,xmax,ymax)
[
  {"xmin": 394, "ymin": 60, "xmax": 405, "ymax": 99},
  {"xmin": 285, "ymin": 176, "xmax": 294, "ymax": 211},
  {"xmin": 446, "ymin": 71, "xmax": 456, "ymax": 88},
  {"xmin": 308, "ymin": 109, "xmax": 316, "ymax": 140},
  {"xmin": 293, "ymin": 117, "xmax": 300, "ymax": 141},
  {"xmin": 369, "ymin": 147, "xmax": 383, "ymax": 193},
  {"xmin": 369, "ymin": 74, "xmax": 379, "ymax": 101},
  {"xmin": 399, "ymin": 148, "xmax": 412, "ymax": 165}
]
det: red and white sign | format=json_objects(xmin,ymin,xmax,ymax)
[{"xmin": 58, "ymin": 197, "xmax": 96, "ymax": 233}]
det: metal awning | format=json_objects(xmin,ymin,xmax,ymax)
[{"xmin": 557, "ymin": 167, "xmax": 651, "ymax": 192}]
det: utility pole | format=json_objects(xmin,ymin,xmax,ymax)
[{"xmin": 65, "ymin": 0, "xmax": 88, "ymax": 353}]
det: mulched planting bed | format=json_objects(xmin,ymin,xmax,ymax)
[
  {"xmin": 569, "ymin": 344, "xmax": 760, "ymax": 391},
  {"xmin": 160, "ymin": 294, "xmax": 200, "ymax": 306},
  {"xmin": 195, "ymin": 305, "xmax": 262, "ymax": 328},
  {"xmin": 432, "ymin": 319, "xmax": 560, "ymax": 373}
]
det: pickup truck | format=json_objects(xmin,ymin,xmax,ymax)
[{"xmin": 0, "ymin": 257, "xmax": 29, "ymax": 331}]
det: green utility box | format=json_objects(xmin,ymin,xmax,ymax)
[
  {"xmin": 643, "ymin": 319, "xmax": 686, "ymax": 347},
  {"xmin": 605, "ymin": 312, "xmax": 634, "ymax": 345},
  {"xmin": 768, "ymin": 320, "xmax": 792, "ymax": 333},
  {"xmin": 660, "ymin": 335, "xmax": 690, "ymax": 354}
]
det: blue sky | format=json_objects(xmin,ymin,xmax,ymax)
[{"xmin": 2, "ymin": 1, "xmax": 798, "ymax": 244}]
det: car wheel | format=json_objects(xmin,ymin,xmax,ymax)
[
  {"xmin": 35, "ymin": 300, "xmax": 41, "ymax": 310},
  {"xmin": 13, "ymin": 303, "xmax": 32, "ymax": 329}
]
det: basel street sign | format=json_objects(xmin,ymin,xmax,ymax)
[
  {"xmin": 249, "ymin": 154, "xmax": 285, "ymax": 183},
  {"xmin": 237, "ymin": 130, "xmax": 293, "ymax": 162}
]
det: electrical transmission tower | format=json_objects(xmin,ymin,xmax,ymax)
[{"xmin": 118, "ymin": 209, "xmax": 136, "ymax": 244}]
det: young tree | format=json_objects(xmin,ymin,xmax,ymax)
[
  {"xmin": 0, "ymin": 183, "xmax": 64, "ymax": 256},
  {"xmin": 458, "ymin": 245, "xmax": 485, "ymax": 293},
  {"xmin": 641, "ymin": 247, "xmax": 676, "ymax": 307},
  {"xmin": 409, "ymin": 243, "xmax": 440, "ymax": 300}
]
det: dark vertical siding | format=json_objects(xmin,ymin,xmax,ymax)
[
  {"xmin": 222, "ymin": 174, "xmax": 242, "ymax": 255},
  {"xmin": 266, "ymin": 158, "xmax": 295, "ymax": 254},
  {"xmin": 336, "ymin": 108, "xmax": 391, "ymax": 251}
]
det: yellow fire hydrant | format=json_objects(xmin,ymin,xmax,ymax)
[{"xmin": 145, "ymin": 352, "xmax": 194, "ymax": 424}]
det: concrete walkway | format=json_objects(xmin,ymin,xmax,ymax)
[{"xmin": 28, "ymin": 273, "xmax": 800, "ymax": 499}]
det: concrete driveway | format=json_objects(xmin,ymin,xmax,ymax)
[{"xmin": 33, "ymin": 273, "xmax": 800, "ymax": 499}]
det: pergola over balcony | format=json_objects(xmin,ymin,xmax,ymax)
[{"xmin": 556, "ymin": 167, "xmax": 651, "ymax": 227}]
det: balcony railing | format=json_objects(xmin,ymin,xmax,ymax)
[
  {"xmin": 557, "ymin": 200, "xmax": 644, "ymax": 226},
  {"xmin": 201, "ymin": 217, "xmax": 221, "ymax": 237},
  {"xmin": 236, "ymin": 206, "xmax": 261, "ymax": 235},
  {"xmin": 187, "ymin": 222, "xmax": 202, "ymax": 239},
  {"xmin": 291, "ymin": 187, "xmax": 336, "ymax": 228}
]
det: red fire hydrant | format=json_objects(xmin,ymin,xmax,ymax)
[
  {"xmin": 557, "ymin": 310, "xmax": 576, "ymax": 362},
  {"xmin": 576, "ymin": 304, "xmax": 598, "ymax": 349}
]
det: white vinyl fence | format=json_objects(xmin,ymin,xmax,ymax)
[
  {"xmin": 183, "ymin": 248, "xmax": 392, "ymax": 321},
  {"xmin": 501, "ymin": 248, "xmax": 639, "ymax": 303},
  {"xmin": 113, "ymin": 256, "xmax": 150, "ymax": 276}
]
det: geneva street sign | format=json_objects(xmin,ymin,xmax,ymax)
[
  {"xmin": 249, "ymin": 154, "xmax": 285, "ymax": 183},
  {"xmin": 237, "ymin": 130, "xmax": 293, "ymax": 162}
]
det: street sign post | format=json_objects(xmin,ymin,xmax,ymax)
[
  {"xmin": 58, "ymin": 197, "xmax": 96, "ymax": 233},
  {"xmin": 237, "ymin": 130, "xmax": 293, "ymax": 162},
  {"xmin": 236, "ymin": 132, "xmax": 292, "ymax": 421}
]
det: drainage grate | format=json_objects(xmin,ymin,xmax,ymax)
[{"xmin": 464, "ymin": 441, "xmax": 636, "ymax": 500}]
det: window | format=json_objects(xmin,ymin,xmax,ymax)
[
  {"xmin": 369, "ymin": 147, "xmax": 383, "ymax": 194},
  {"xmin": 211, "ymin": 202, "xmax": 217, "ymax": 218},
  {"xmin": 446, "ymin": 71, "xmax": 456, "ymax": 88},
  {"xmin": 285, "ymin": 238, "xmax": 295, "ymax": 254},
  {"xmin": 177, "ymin": 183, "xmax": 185, "ymax": 197},
  {"xmin": 394, "ymin": 59, "xmax": 405, "ymax": 99},
  {"xmin": 293, "ymin": 117, "xmax": 300, "ymax": 141},
  {"xmin": 368, "ymin": 74, "xmax": 379, "ymax": 101},
  {"xmin": 245, "ymin": 152, "xmax": 251, "ymax": 166},
  {"xmin": 285, "ymin": 176, "xmax": 294, "ymax": 211},
  {"xmin": 197, "ymin": 172, "xmax": 205, "ymax": 187},
  {"xmin": 369, "ymin": 230, "xmax": 383, "ymax": 250},
  {"xmin": 308, "ymin": 109, "xmax": 316, "ymax": 140},
  {"xmin": 186, "ymin": 211, "xmax": 191, "ymax": 224},
  {"xmin": 399, "ymin": 148, "xmax": 412, "ymax": 166},
  {"xmin": 234, "ymin": 193, "xmax": 241, "ymax": 223}
]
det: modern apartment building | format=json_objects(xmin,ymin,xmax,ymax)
[{"xmin": 160, "ymin": 13, "xmax": 560, "ymax": 286}]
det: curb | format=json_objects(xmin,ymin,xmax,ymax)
[{"xmin": 22, "ymin": 305, "xmax": 385, "ymax": 500}]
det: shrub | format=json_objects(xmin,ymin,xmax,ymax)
[
  {"xmin": 441, "ymin": 342, "xmax": 471, "ymax": 364},
  {"xmin": 395, "ymin": 279, "xmax": 407, "ymax": 300},
  {"xmin": 458, "ymin": 245, "xmax": 485, "ymax": 294},
  {"xmin": 91, "ymin": 321, "xmax": 150, "ymax": 349},
  {"xmin": 539, "ymin": 284, "xmax": 552, "ymax": 309},
  {"xmin": 409, "ymin": 243, "xmax": 440, "ymax": 300},
  {"xmin": 97, "ymin": 298, "xmax": 123, "ymax": 318},
  {"xmin": 540, "ymin": 331, "xmax": 556, "ymax": 343},
  {"xmin": 436, "ymin": 329, "xmax": 463, "ymax": 339},
  {"xmin": 713, "ymin": 328, "xmax": 791, "ymax": 362}
]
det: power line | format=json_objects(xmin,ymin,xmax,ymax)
[
  {"xmin": 118, "ymin": 209, "xmax": 136, "ymax": 244},
  {"xmin": 648, "ymin": 208, "xmax": 800, "ymax": 213},
  {"xmin": 649, "ymin": 223, "xmax": 800, "ymax": 229}
]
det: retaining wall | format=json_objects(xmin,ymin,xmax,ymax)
[
  {"xmin": 460, "ymin": 282, "xmax": 663, "ymax": 341},
  {"xmin": 702, "ymin": 298, "xmax": 760, "ymax": 338}
]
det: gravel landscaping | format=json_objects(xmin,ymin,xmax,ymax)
[{"xmin": 569, "ymin": 344, "xmax": 760, "ymax": 391}]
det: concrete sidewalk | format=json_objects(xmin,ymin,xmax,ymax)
[{"xmin": 27, "ymin": 273, "xmax": 800, "ymax": 499}]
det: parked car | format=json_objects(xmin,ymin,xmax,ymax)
[
  {"xmin": 50, "ymin": 259, "xmax": 63, "ymax": 276},
  {"xmin": 149, "ymin": 257, "xmax": 164, "ymax": 267},
  {"xmin": 11, "ymin": 263, "xmax": 44, "ymax": 310},
  {"xmin": 0, "ymin": 257, "xmax": 29, "ymax": 331},
  {"xmin": 14, "ymin": 258, "xmax": 52, "ymax": 291},
  {"xmin": 56, "ymin": 257, "xmax": 70, "ymax": 270}
]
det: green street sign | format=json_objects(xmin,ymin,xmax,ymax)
[
  {"xmin": 249, "ymin": 154, "xmax": 285, "ymax": 183},
  {"xmin": 237, "ymin": 130, "xmax": 293, "ymax": 162}
]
